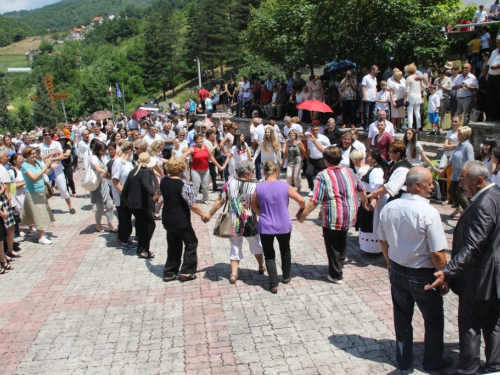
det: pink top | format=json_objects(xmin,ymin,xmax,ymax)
[{"xmin": 374, "ymin": 132, "xmax": 394, "ymax": 161}]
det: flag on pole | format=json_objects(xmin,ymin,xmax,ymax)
[
  {"xmin": 116, "ymin": 84, "xmax": 122, "ymax": 98},
  {"xmin": 109, "ymin": 84, "xmax": 113, "ymax": 98}
]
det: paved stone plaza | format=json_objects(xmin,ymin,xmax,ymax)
[{"xmin": 0, "ymin": 172, "xmax": 473, "ymax": 374}]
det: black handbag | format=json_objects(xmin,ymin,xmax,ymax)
[{"xmin": 394, "ymin": 98, "xmax": 405, "ymax": 108}]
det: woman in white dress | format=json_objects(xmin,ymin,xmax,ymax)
[
  {"xmin": 356, "ymin": 148, "xmax": 388, "ymax": 254},
  {"xmin": 389, "ymin": 70, "xmax": 406, "ymax": 132},
  {"xmin": 227, "ymin": 133, "xmax": 250, "ymax": 178},
  {"xmin": 404, "ymin": 63, "xmax": 424, "ymax": 132}
]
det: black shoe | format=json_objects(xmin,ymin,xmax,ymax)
[
  {"xmin": 69, "ymin": 208, "xmax": 76, "ymax": 214},
  {"xmin": 423, "ymin": 356, "xmax": 452, "ymax": 372}
]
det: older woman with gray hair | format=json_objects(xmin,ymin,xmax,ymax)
[{"xmin": 204, "ymin": 160, "xmax": 265, "ymax": 284}]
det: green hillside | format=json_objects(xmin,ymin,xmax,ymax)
[
  {"xmin": 3, "ymin": 0, "xmax": 188, "ymax": 30},
  {"xmin": 0, "ymin": 14, "xmax": 37, "ymax": 47}
]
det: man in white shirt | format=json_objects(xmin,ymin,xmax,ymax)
[
  {"xmin": 91, "ymin": 126, "xmax": 107, "ymax": 143},
  {"xmin": 488, "ymin": 35, "xmax": 500, "ymax": 120},
  {"xmin": 305, "ymin": 124, "xmax": 330, "ymax": 196},
  {"xmin": 18, "ymin": 133, "xmax": 32, "ymax": 154},
  {"xmin": 128, "ymin": 116, "xmax": 138, "ymax": 130},
  {"xmin": 452, "ymin": 63, "xmax": 478, "ymax": 125},
  {"xmin": 39, "ymin": 128, "xmax": 75, "ymax": 214},
  {"xmin": 143, "ymin": 124, "xmax": 162, "ymax": 146},
  {"xmin": 367, "ymin": 110, "xmax": 395, "ymax": 146},
  {"xmin": 160, "ymin": 122, "xmax": 176, "ymax": 159},
  {"xmin": 362, "ymin": 65, "xmax": 378, "ymax": 129},
  {"xmin": 490, "ymin": 0, "xmax": 500, "ymax": 20},
  {"xmin": 378, "ymin": 167, "xmax": 450, "ymax": 372},
  {"xmin": 282, "ymin": 116, "xmax": 303, "ymax": 139},
  {"xmin": 77, "ymin": 129, "xmax": 91, "ymax": 169},
  {"xmin": 251, "ymin": 118, "xmax": 265, "ymax": 181},
  {"xmin": 475, "ymin": 5, "xmax": 488, "ymax": 22}
]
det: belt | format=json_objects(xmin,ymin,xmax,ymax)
[{"xmin": 390, "ymin": 261, "xmax": 436, "ymax": 275}]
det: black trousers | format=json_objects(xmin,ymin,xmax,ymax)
[
  {"xmin": 116, "ymin": 206, "xmax": 133, "ymax": 244},
  {"xmin": 63, "ymin": 164, "xmax": 76, "ymax": 195},
  {"xmin": 457, "ymin": 297, "xmax": 500, "ymax": 374},
  {"xmin": 163, "ymin": 225, "xmax": 198, "ymax": 277},
  {"xmin": 260, "ymin": 232, "xmax": 291, "ymax": 288},
  {"xmin": 305, "ymin": 157, "xmax": 326, "ymax": 190},
  {"xmin": 322, "ymin": 227, "xmax": 347, "ymax": 279},
  {"xmin": 342, "ymin": 100, "xmax": 356, "ymax": 125},
  {"xmin": 162, "ymin": 148, "xmax": 172, "ymax": 160},
  {"xmin": 209, "ymin": 163, "xmax": 218, "ymax": 190},
  {"xmin": 488, "ymin": 74, "xmax": 500, "ymax": 121},
  {"xmin": 389, "ymin": 262, "xmax": 445, "ymax": 370},
  {"xmin": 130, "ymin": 209, "xmax": 155, "ymax": 254}
]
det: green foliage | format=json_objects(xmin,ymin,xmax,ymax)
[
  {"xmin": 0, "ymin": 83, "xmax": 15, "ymax": 131},
  {"xmin": 38, "ymin": 39, "xmax": 54, "ymax": 54},
  {"xmin": 0, "ymin": 15, "xmax": 36, "ymax": 47},
  {"xmin": 245, "ymin": 0, "xmax": 461, "ymax": 70},
  {"xmin": 238, "ymin": 52, "xmax": 287, "ymax": 82},
  {"xmin": 32, "ymin": 73, "xmax": 59, "ymax": 128},
  {"xmin": 84, "ymin": 18, "xmax": 139, "ymax": 47},
  {"xmin": 17, "ymin": 104, "xmax": 33, "ymax": 132}
]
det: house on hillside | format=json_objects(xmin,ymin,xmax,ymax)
[
  {"xmin": 68, "ymin": 28, "xmax": 85, "ymax": 41},
  {"xmin": 107, "ymin": 14, "xmax": 116, "ymax": 20},
  {"xmin": 92, "ymin": 16, "xmax": 103, "ymax": 24}
]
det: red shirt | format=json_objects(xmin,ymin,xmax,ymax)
[
  {"xmin": 191, "ymin": 145, "xmax": 210, "ymax": 171},
  {"xmin": 198, "ymin": 89, "xmax": 210, "ymax": 101},
  {"xmin": 260, "ymin": 90, "xmax": 272, "ymax": 104}
]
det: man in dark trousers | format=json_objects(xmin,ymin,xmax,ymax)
[{"xmin": 427, "ymin": 160, "xmax": 500, "ymax": 375}]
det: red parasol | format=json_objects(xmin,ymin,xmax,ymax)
[
  {"xmin": 132, "ymin": 109, "xmax": 150, "ymax": 119},
  {"xmin": 296, "ymin": 100, "xmax": 333, "ymax": 113}
]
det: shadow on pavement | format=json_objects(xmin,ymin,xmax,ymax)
[{"xmin": 328, "ymin": 334, "xmax": 459, "ymax": 374}]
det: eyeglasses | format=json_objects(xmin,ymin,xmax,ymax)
[
  {"xmin": 44, "ymin": 134, "xmax": 51, "ymax": 136},
  {"xmin": 452, "ymin": 121, "xmax": 459, "ymax": 123}
]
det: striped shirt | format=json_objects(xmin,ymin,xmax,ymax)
[{"xmin": 311, "ymin": 166, "xmax": 365, "ymax": 231}]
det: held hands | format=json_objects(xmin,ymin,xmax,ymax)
[
  {"xmin": 201, "ymin": 212, "xmax": 212, "ymax": 223},
  {"xmin": 153, "ymin": 193, "xmax": 161, "ymax": 202},
  {"xmin": 424, "ymin": 270, "xmax": 449, "ymax": 295},
  {"xmin": 296, "ymin": 208, "xmax": 305, "ymax": 222}
]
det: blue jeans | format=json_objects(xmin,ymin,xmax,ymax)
[
  {"xmin": 254, "ymin": 153, "xmax": 262, "ymax": 181},
  {"xmin": 363, "ymin": 100, "xmax": 376, "ymax": 127},
  {"xmin": 389, "ymin": 262, "xmax": 445, "ymax": 370}
]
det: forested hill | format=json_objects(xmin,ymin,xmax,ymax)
[
  {"xmin": 3, "ymin": 0, "xmax": 187, "ymax": 31},
  {"xmin": 0, "ymin": 15, "xmax": 36, "ymax": 47}
]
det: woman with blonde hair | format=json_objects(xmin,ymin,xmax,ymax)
[
  {"xmin": 404, "ymin": 63, "xmax": 424, "ymax": 132},
  {"xmin": 389, "ymin": 70, "xmax": 406, "ymax": 132},
  {"xmin": 258, "ymin": 126, "xmax": 281, "ymax": 164}
]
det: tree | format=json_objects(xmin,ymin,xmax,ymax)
[
  {"xmin": 141, "ymin": 0, "xmax": 180, "ymax": 99},
  {"xmin": 17, "ymin": 104, "xmax": 33, "ymax": 132},
  {"xmin": 0, "ymin": 83, "xmax": 14, "ymax": 131},
  {"xmin": 32, "ymin": 73, "xmax": 58, "ymax": 128},
  {"xmin": 38, "ymin": 39, "xmax": 54, "ymax": 54},
  {"xmin": 244, "ymin": 0, "xmax": 461, "ymax": 72}
]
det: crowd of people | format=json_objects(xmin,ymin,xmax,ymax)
[{"xmin": 2, "ymin": 53, "xmax": 500, "ymax": 373}]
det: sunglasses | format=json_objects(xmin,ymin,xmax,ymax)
[{"xmin": 44, "ymin": 134, "xmax": 51, "ymax": 136}]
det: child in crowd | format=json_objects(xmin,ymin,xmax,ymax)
[
  {"xmin": 376, "ymin": 81, "xmax": 391, "ymax": 121},
  {"xmin": 205, "ymin": 94, "xmax": 213, "ymax": 114},
  {"xmin": 427, "ymin": 85, "xmax": 441, "ymax": 135}
]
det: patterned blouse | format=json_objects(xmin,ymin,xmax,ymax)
[{"xmin": 220, "ymin": 178, "xmax": 258, "ymax": 237}]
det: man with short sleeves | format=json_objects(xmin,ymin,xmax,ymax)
[
  {"xmin": 378, "ymin": 167, "xmax": 450, "ymax": 372},
  {"xmin": 77, "ymin": 129, "xmax": 91, "ymax": 170},
  {"xmin": 299, "ymin": 146, "xmax": 368, "ymax": 283},
  {"xmin": 160, "ymin": 122, "xmax": 176, "ymax": 159},
  {"xmin": 91, "ymin": 126, "xmax": 107, "ymax": 143},
  {"xmin": 39, "ymin": 128, "xmax": 76, "ymax": 214},
  {"xmin": 305, "ymin": 124, "xmax": 330, "ymax": 196},
  {"xmin": 367, "ymin": 110, "xmax": 395, "ymax": 146},
  {"xmin": 362, "ymin": 65, "xmax": 379, "ymax": 128},
  {"xmin": 453, "ymin": 63, "xmax": 478, "ymax": 125}
]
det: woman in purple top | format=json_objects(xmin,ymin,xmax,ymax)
[{"xmin": 251, "ymin": 161, "xmax": 305, "ymax": 294}]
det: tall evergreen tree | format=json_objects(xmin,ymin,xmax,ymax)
[
  {"xmin": 0, "ymin": 83, "xmax": 14, "ymax": 131},
  {"xmin": 17, "ymin": 104, "xmax": 34, "ymax": 132},
  {"xmin": 32, "ymin": 73, "xmax": 58, "ymax": 128},
  {"xmin": 142, "ymin": 0, "xmax": 179, "ymax": 99}
]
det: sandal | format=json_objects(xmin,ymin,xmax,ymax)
[
  {"xmin": 271, "ymin": 287, "xmax": 278, "ymax": 294},
  {"xmin": 179, "ymin": 274, "xmax": 197, "ymax": 282},
  {"xmin": 282, "ymin": 278, "xmax": 291, "ymax": 284},
  {"xmin": 162, "ymin": 275, "xmax": 178, "ymax": 282},
  {"xmin": 138, "ymin": 250, "xmax": 155, "ymax": 259},
  {"xmin": 229, "ymin": 274, "xmax": 238, "ymax": 284},
  {"xmin": 1, "ymin": 261, "xmax": 13, "ymax": 271},
  {"xmin": 258, "ymin": 266, "xmax": 266, "ymax": 274},
  {"xmin": 6, "ymin": 251, "xmax": 21, "ymax": 258}
]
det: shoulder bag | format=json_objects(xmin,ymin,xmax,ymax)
[
  {"xmin": 81, "ymin": 161, "xmax": 101, "ymax": 192},
  {"xmin": 213, "ymin": 196, "xmax": 234, "ymax": 238}
]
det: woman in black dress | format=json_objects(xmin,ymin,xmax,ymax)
[
  {"xmin": 219, "ymin": 79, "xmax": 228, "ymax": 114},
  {"xmin": 161, "ymin": 157, "xmax": 206, "ymax": 282},
  {"xmin": 227, "ymin": 77, "xmax": 236, "ymax": 105}
]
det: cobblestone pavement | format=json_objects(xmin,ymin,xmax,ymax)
[{"xmin": 0, "ymin": 172, "xmax": 477, "ymax": 374}]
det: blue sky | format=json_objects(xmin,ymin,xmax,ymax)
[{"xmin": 1, "ymin": 0, "xmax": 61, "ymax": 14}]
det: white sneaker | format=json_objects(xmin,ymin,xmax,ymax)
[
  {"xmin": 308, "ymin": 191, "xmax": 314, "ymax": 197},
  {"xmin": 38, "ymin": 237, "xmax": 53, "ymax": 245},
  {"xmin": 327, "ymin": 275, "xmax": 344, "ymax": 284}
]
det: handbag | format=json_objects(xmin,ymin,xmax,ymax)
[
  {"xmin": 81, "ymin": 165, "xmax": 101, "ymax": 191},
  {"xmin": 469, "ymin": 108, "xmax": 484, "ymax": 122},
  {"xmin": 44, "ymin": 181, "xmax": 53, "ymax": 199},
  {"xmin": 394, "ymin": 98, "xmax": 405, "ymax": 108},
  {"xmin": 213, "ymin": 200, "xmax": 234, "ymax": 238}
]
